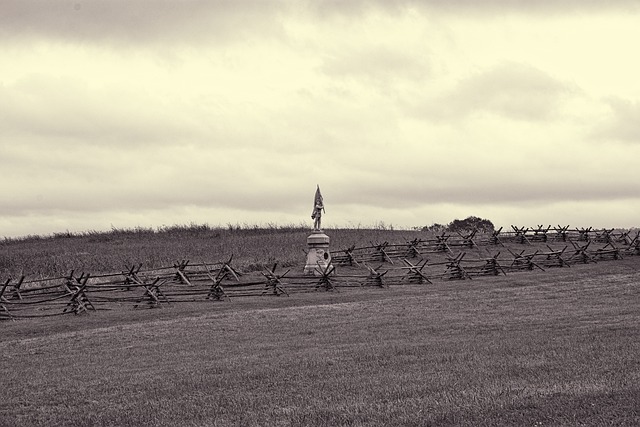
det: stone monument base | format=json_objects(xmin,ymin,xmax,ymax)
[{"xmin": 304, "ymin": 230, "xmax": 332, "ymax": 275}]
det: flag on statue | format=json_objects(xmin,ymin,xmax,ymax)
[
  {"xmin": 311, "ymin": 185, "xmax": 325, "ymax": 230},
  {"xmin": 313, "ymin": 185, "xmax": 324, "ymax": 214}
]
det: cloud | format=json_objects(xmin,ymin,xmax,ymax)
[
  {"xmin": 2, "ymin": 1, "xmax": 640, "ymax": 238},
  {"xmin": 302, "ymin": 0, "xmax": 640, "ymax": 15},
  {"xmin": 0, "ymin": 0, "xmax": 288, "ymax": 46},
  {"xmin": 406, "ymin": 62, "xmax": 575, "ymax": 122},
  {"xmin": 418, "ymin": 0, "xmax": 640, "ymax": 15},
  {"xmin": 329, "ymin": 168, "xmax": 640, "ymax": 209},
  {"xmin": 0, "ymin": 135, "xmax": 323, "ymax": 219},
  {"xmin": 0, "ymin": 74, "xmax": 205, "ymax": 146},
  {"xmin": 301, "ymin": 0, "xmax": 640, "ymax": 20},
  {"xmin": 591, "ymin": 97, "xmax": 640, "ymax": 144},
  {"xmin": 4, "ymin": 0, "xmax": 637, "ymax": 47},
  {"xmin": 319, "ymin": 45, "xmax": 431, "ymax": 90}
]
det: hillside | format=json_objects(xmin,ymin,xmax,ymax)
[{"xmin": 1, "ymin": 254, "xmax": 639, "ymax": 426}]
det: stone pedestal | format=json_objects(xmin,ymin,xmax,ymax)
[{"xmin": 304, "ymin": 231, "xmax": 332, "ymax": 275}]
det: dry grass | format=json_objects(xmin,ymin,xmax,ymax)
[
  {"xmin": 1, "ymin": 254, "xmax": 639, "ymax": 426},
  {"xmin": 0, "ymin": 224, "xmax": 411, "ymax": 278}
]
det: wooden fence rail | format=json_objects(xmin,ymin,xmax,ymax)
[{"xmin": 2, "ymin": 225, "xmax": 638, "ymax": 321}]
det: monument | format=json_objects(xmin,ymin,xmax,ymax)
[{"xmin": 304, "ymin": 185, "xmax": 332, "ymax": 275}]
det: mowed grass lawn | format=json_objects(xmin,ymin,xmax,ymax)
[{"xmin": 1, "ymin": 259, "xmax": 639, "ymax": 426}]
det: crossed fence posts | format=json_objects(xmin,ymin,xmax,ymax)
[
  {"xmin": 0, "ymin": 271, "xmax": 96, "ymax": 320},
  {"xmin": 0, "ymin": 278, "xmax": 12, "ymax": 320},
  {"xmin": 328, "ymin": 227, "xmax": 628, "ymax": 270},
  {"xmin": 63, "ymin": 274, "xmax": 95, "ymax": 314},
  {"xmin": 362, "ymin": 263, "xmax": 388, "ymax": 288},
  {"xmin": 261, "ymin": 263, "xmax": 290, "ymax": 297},
  {"xmin": 400, "ymin": 259, "xmax": 432, "ymax": 285},
  {"xmin": 2, "ymin": 226, "xmax": 639, "ymax": 320}
]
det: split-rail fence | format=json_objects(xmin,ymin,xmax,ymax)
[{"xmin": 2, "ymin": 226, "xmax": 638, "ymax": 321}]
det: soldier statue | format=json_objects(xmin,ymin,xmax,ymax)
[{"xmin": 311, "ymin": 186, "xmax": 324, "ymax": 231}]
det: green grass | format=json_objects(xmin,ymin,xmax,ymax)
[{"xmin": 1, "ymin": 257, "xmax": 639, "ymax": 426}]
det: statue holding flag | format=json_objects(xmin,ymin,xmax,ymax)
[
  {"xmin": 304, "ymin": 185, "xmax": 332, "ymax": 275},
  {"xmin": 311, "ymin": 185, "xmax": 325, "ymax": 231}
]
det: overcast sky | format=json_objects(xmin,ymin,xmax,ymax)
[{"xmin": 2, "ymin": 1, "xmax": 640, "ymax": 238}]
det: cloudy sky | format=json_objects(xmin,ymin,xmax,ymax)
[{"xmin": 2, "ymin": 1, "xmax": 640, "ymax": 237}]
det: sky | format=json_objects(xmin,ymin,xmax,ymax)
[{"xmin": 2, "ymin": 0, "xmax": 640, "ymax": 238}]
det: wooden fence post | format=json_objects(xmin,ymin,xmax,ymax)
[
  {"xmin": 223, "ymin": 255, "xmax": 242, "ymax": 281},
  {"xmin": 133, "ymin": 277, "xmax": 170, "ymax": 308},
  {"xmin": 404, "ymin": 238, "xmax": 423, "ymax": 258},
  {"xmin": 576, "ymin": 227, "xmax": 593, "ymax": 242},
  {"xmin": 314, "ymin": 262, "xmax": 336, "ymax": 291},
  {"xmin": 344, "ymin": 245, "xmax": 360, "ymax": 266},
  {"xmin": 435, "ymin": 232, "xmax": 453, "ymax": 254},
  {"xmin": 488, "ymin": 227, "xmax": 504, "ymax": 246},
  {"xmin": 624, "ymin": 231, "xmax": 640, "ymax": 256},
  {"xmin": 261, "ymin": 263, "xmax": 290, "ymax": 296},
  {"xmin": 362, "ymin": 263, "xmax": 388, "ymax": 288},
  {"xmin": 202, "ymin": 262, "xmax": 230, "ymax": 301},
  {"xmin": 445, "ymin": 253, "xmax": 471, "ymax": 280},
  {"xmin": 594, "ymin": 229, "xmax": 615, "ymax": 244},
  {"xmin": 400, "ymin": 259, "xmax": 432, "ymax": 284},
  {"xmin": 8, "ymin": 276, "xmax": 24, "ymax": 301},
  {"xmin": 568, "ymin": 241, "xmax": 597, "ymax": 264},
  {"xmin": 553, "ymin": 225, "xmax": 570, "ymax": 242},
  {"xmin": 508, "ymin": 249, "xmax": 545, "ymax": 271},
  {"xmin": 511, "ymin": 226, "xmax": 532, "ymax": 244},
  {"xmin": 173, "ymin": 260, "xmax": 193, "ymax": 285},
  {"xmin": 480, "ymin": 253, "xmax": 507, "ymax": 276},
  {"xmin": 0, "ymin": 278, "xmax": 13, "ymax": 321},
  {"xmin": 541, "ymin": 245, "xmax": 570, "ymax": 268},
  {"xmin": 455, "ymin": 229, "xmax": 478, "ymax": 248},
  {"xmin": 593, "ymin": 243, "xmax": 623, "ymax": 261},
  {"xmin": 63, "ymin": 274, "xmax": 95, "ymax": 315},
  {"xmin": 122, "ymin": 264, "xmax": 143, "ymax": 291},
  {"xmin": 372, "ymin": 242, "xmax": 394, "ymax": 264},
  {"xmin": 530, "ymin": 225, "xmax": 550, "ymax": 242}
]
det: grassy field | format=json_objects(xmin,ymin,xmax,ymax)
[
  {"xmin": 1, "ymin": 225, "xmax": 639, "ymax": 426},
  {"xmin": 0, "ymin": 224, "xmax": 411, "ymax": 278}
]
